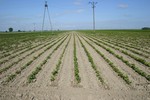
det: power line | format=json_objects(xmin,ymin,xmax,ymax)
[
  {"xmin": 42, "ymin": 1, "xmax": 53, "ymax": 33},
  {"xmin": 89, "ymin": 1, "xmax": 97, "ymax": 32}
]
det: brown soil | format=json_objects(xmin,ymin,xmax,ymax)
[{"xmin": 0, "ymin": 31, "xmax": 149, "ymax": 100}]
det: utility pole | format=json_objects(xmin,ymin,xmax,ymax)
[
  {"xmin": 89, "ymin": 1, "xmax": 97, "ymax": 32},
  {"xmin": 42, "ymin": 1, "xmax": 53, "ymax": 33}
]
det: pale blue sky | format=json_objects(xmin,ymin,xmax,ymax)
[{"xmin": 0, "ymin": 0, "xmax": 150, "ymax": 31}]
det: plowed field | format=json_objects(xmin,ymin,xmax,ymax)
[{"xmin": 0, "ymin": 31, "xmax": 150, "ymax": 100}]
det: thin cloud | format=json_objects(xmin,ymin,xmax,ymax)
[
  {"xmin": 76, "ymin": 9, "xmax": 84, "ymax": 13},
  {"xmin": 73, "ymin": 0, "xmax": 83, "ymax": 6},
  {"xmin": 118, "ymin": 4, "xmax": 128, "ymax": 9},
  {"xmin": 74, "ymin": 1, "xmax": 81, "ymax": 5}
]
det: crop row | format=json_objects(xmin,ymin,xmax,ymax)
[
  {"xmin": 101, "ymin": 38, "xmax": 149, "ymax": 58},
  {"xmin": 87, "ymin": 31, "xmax": 150, "ymax": 55},
  {"xmin": 0, "ymin": 44, "xmax": 30, "ymax": 59},
  {"xmin": 0, "ymin": 32, "xmax": 64, "ymax": 60},
  {"xmin": 0, "ymin": 35, "xmax": 65, "ymax": 74},
  {"xmin": 81, "ymin": 35, "xmax": 131, "ymax": 84},
  {"xmin": 0, "ymin": 36, "xmax": 62, "ymax": 65},
  {"xmin": 50, "ymin": 35, "xmax": 71, "ymax": 82},
  {"xmin": 89, "ymin": 36, "xmax": 150, "ymax": 68},
  {"xmin": 0, "ymin": 36, "xmax": 47, "ymax": 57},
  {"xmin": 100, "ymin": 37, "xmax": 150, "ymax": 55},
  {"xmin": 0, "ymin": 42, "xmax": 43, "ymax": 64},
  {"xmin": 0, "ymin": 37, "xmax": 52, "ymax": 60},
  {"xmin": 0, "ymin": 38, "xmax": 30, "ymax": 53},
  {"xmin": 101, "ymin": 33, "xmax": 149, "ymax": 50},
  {"xmin": 73, "ymin": 35, "xmax": 81, "ymax": 83},
  {"xmin": 77, "ymin": 35, "xmax": 105, "ymax": 84},
  {"xmin": 85, "ymin": 36, "xmax": 150, "ymax": 81},
  {"xmin": 2, "ymin": 35, "xmax": 67, "ymax": 84},
  {"xmin": 0, "ymin": 32, "xmax": 59, "ymax": 53},
  {"xmin": 27, "ymin": 35, "xmax": 69, "ymax": 83}
]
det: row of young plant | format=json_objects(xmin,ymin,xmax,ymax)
[
  {"xmin": 0, "ymin": 35, "xmax": 49, "ymax": 58},
  {"xmin": 0, "ymin": 44, "xmax": 30, "ymax": 59},
  {"xmin": 0, "ymin": 38, "xmax": 31, "ymax": 55},
  {"xmin": 101, "ymin": 34, "xmax": 149, "ymax": 51},
  {"xmin": 73, "ymin": 35, "xmax": 81, "ymax": 83},
  {"xmin": 0, "ymin": 37, "xmax": 63, "ymax": 74},
  {"xmin": 118, "ymin": 39, "xmax": 150, "ymax": 54},
  {"xmin": 27, "ymin": 35, "xmax": 69, "ymax": 83},
  {"xmin": 0, "ymin": 37, "xmax": 52, "ymax": 60},
  {"xmin": 0, "ymin": 35, "xmax": 66, "ymax": 75},
  {"xmin": 88, "ymin": 34, "xmax": 150, "ymax": 55},
  {"xmin": 100, "ymin": 37, "xmax": 150, "ymax": 55},
  {"xmin": 50, "ymin": 35, "xmax": 71, "ymax": 82},
  {"xmin": 0, "ymin": 32, "xmax": 57, "ymax": 55},
  {"xmin": 2, "ymin": 33, "xmax": 65, "ymax": 58},
  {"xmin": 4, "ymin": 35, "xmax": 66, "ymax": 83},
  {"xmin": 4, "ymin": 35, "xmax": 68, "ymax": 84},
  {"xmin": 89, "ymin": 36, "xmax": 150, "ymax": 68},
  {"xmin": 0, "ymin": 43, "xmax": 43, "ymax": 65},
  {"xmin": 100, "ymin": 38, "xmax": 149, "ymax": 58},
  {"xmin": 81, "ymin": 35, "xmax": 131, "ymax": 84},
  {"xmin": 85, "ymin": 36, "xmax": 150, "ymax": 81},
  {"xmin": 77, "ymin": 35, "xmax": 105, "ymax": 85},
  {"xmin": 0, "ymin": 36, "xmax": 62, "ymax": 65}
]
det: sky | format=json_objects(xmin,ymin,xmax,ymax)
[{"xmin": 0, "ymin": 0, "xmax": 150, "ymax": 31}]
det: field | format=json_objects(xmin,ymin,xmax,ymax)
[{"xmin": 0, "ymin": 30, "xmax": 150, "ymax": 100}]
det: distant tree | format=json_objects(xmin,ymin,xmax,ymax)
[
  {"xmin": 142, "ymin": 27, "xmax": 150, "ymax": 30},
  {"xmin": 9, "ymin": 27, "xmax": 13, "ymax": 32},
  {"xmin": 18, "ymin": 30, "xmax": 21, "ymax": 32},
  {"xmin": 5, "ymin": 31, "xmax": 8, "ymax": 32}
]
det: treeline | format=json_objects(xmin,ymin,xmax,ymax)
[{"xmin": 142, "ymin": 27, "xmax": 150, "ymax": 30}]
